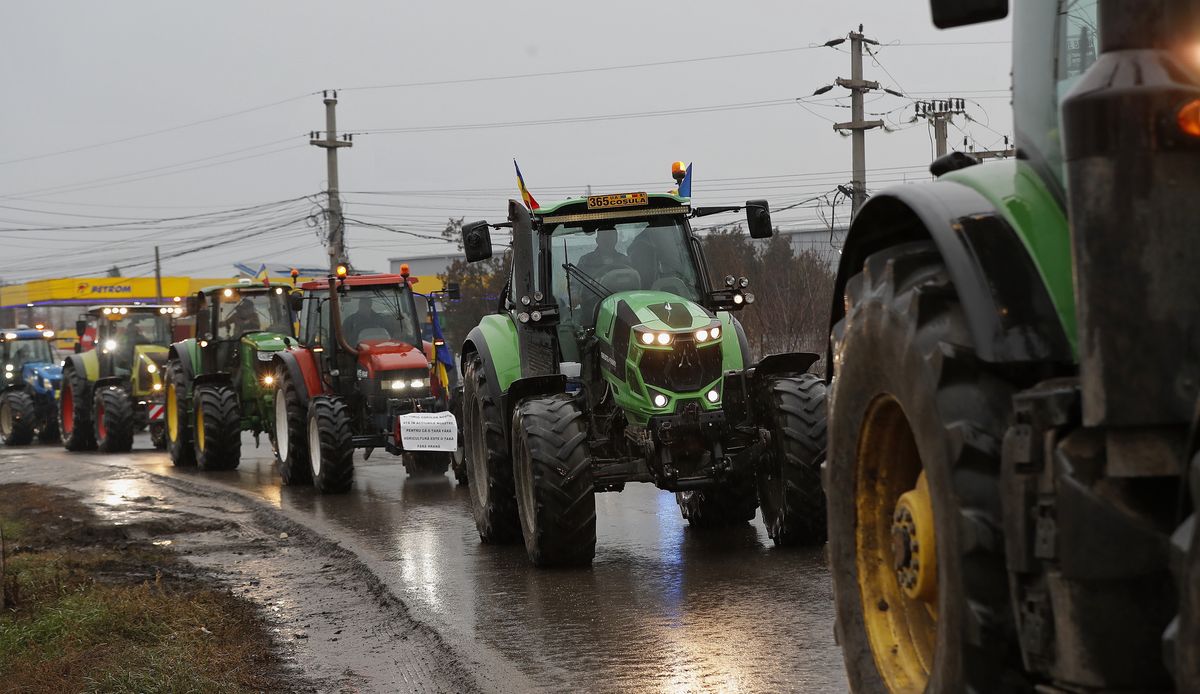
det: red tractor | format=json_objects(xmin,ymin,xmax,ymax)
[{"xmin": 268, "ymin": 266, "xmax": 460, "ymax": 493}]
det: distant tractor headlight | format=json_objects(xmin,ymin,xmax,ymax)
[
  {"xmin": 706, "ymin": 389, "xmax": 720, "ymax": 403},
  {"xmin": 391, "ymin": 380, "xmax": 408, "ymax": 390},
  {"xmin": 655, "ymin": 332, "xmax": 672, "ymax": 346},
  {"xmin": 710, "ymin": 326, "xmax": 721, "ymax": 339},
  {"xmin": 4, "ymin": 373, "xmax": 12, "ymax": 380},
  {"xmin": 153, "ymin": 383, "xmax": 163, "ymax": 391},
  {"xmin": 103, "ymin": 339, "xmax": 117, "ymax": 352},
  {"xmin": 695, "ymin": 329, "xmax": 709, "ymax": 342},
  {"xmin": 733, "ymin": 294, "xmax": 744, "ymax": 306},
  {"xmin": 146, "ymin": 363, "xmax": 157, "ymax": 374},
  {"xmin": 262, "ymin": 374, "xmax": 275, "ymax": 387},
  {"xmin": 652, "ymin": 393, "xmax": 669, "ymax": 408},
  {"xmin": 640, "ymin": 332, "xmax": 655, "ymax": 345},
  {"xmin": 410, "ymin": 378, "xmax": 427, "ymax": 389}
]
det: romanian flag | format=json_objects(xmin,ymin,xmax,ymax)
[
  {"xmin": 255, "ymin": 263, "xmax": 270, "ymax": 286},
  {"xmin": 514, "ymin": 159, "xmax": 539, "ymax": 210}
]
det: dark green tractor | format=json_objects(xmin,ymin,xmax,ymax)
[
  {"xmin": 164, "ymin": 281, "xmax": 300, "ymax": 470},
  {"xmin": 460, "ymin": 185, "xmax": 828, "ymax": 567}
]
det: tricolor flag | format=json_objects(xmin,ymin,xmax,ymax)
[
  {"xmin": 678, "ymin": 163, "xmax": 693, "ymax": 198},
  {"xmin": 514, "ymin": 159, "xmax": 539, "ymax": 210}
]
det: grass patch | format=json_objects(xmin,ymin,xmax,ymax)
[{"xmin": 0, "ymin": 483, "xmax": 287, "ymax": 693}]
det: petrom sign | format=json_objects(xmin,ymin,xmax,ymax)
[{"xmin": 75, "ymin": 281, "xmax": 134, "ymax": 296}]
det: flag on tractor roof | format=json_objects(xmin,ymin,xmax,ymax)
[{"xmin": 514, "ymin": 159, "xmax": 539, "ymax": 211}]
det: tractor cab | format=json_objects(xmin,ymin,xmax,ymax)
[
  {"xmin": 1, "ymin": 328, "xmax": 59, "ymax": 390},
  {"xmin": 0, "ymin": 328, "xmax": 61, "ymax": 446},
  {"xmin": 77, "ymin": 304, "xmax": 180, "ymax": 385},
  {"xmin": 188, "ymin": 283, "xmax": 296, "ymax": 384}
]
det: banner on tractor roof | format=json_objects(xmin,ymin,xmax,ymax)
[{"xmin": 514, "ymin": 159, "xmax": 539, "ymax": 211}]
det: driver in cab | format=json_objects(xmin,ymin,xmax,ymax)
[
  {"xmin": 222, "ymin": 297, "xmax": 262, "ymax": 336},
  {"xmin": 577, "ymin": 229, "xmax": 630, "ymax": 278},
  {"xmin": 343, "ymin": 296, "xmax": 391, "ymax": 344}
]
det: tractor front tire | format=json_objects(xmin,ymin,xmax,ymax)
[
  {"xmin": 404, "ymin": 451, "xmax": 452, "ymax": 478},
  {"xmin": 676, "ymin": 474, "xmax": 759, "ymax": 529},
  {"xmin": 463, "ymin": 354, "xmax": 521, "ymax": 543},
  {"xmin": 164, "ymin": 361, "xmax": 195, "ymax": 467},
  {"xmin": 271, "ymin": 368, "xmax": 311, "ymax": 485},
  {"xmin": 511, "ymin": 394, "xmax": 596, "ymax": 567},
  {"xmin": 307, "ymin": 395, "xmax": 354, "ymax": 494},
  {"xmin": 826, "ymin": 241, "xmax": 1026, "ymax": 693},
  {"xmin": 756, "ymin": 373, "xmax": 828, "ymax": 546},
  {"xmin": 60, "ymin": 366, "xmax": 95, "ymax": 451},
  {"xmin": 93, "ymin": 387, "xmax": 134, "ymax": 453},
  {"xmin": 0, "ymin": 390, "xmax": 36, "ymax": 446},
  {"xmin": 193, "ymin": 384, "xmax": 241, "ymax": 471}
]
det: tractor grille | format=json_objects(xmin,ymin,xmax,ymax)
[{"xmin": 638, "ymin": 339, "xmax": 721, "ymax": 393}]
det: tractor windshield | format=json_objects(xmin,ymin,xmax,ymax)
[
  {"xmin": 340, "ymin": 285, "xmax": 422, "ymax": 347},
  {"xmin": 1014, "ymin": 0, "xmax": 1101, "ymax": 190},
  {"xmin": 547, "ymin": 215, "xmax": 702, "ymax": 325},
  {"xmin": 216, "ymin": 289, "xmax": 294, "ymax": 339},
  {"xmin": 99, "ymin": 313, "xmax": 172, "ymax": 348},
  {"xmin": 2, "ymin": 339, "xmax": 54, "ymax": 370}
]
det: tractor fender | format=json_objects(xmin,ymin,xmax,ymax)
[
  {"xmin": 726, "ymin": 314, "xmax": 752, "ymax": 369},
  {"xmin": 273, "ymin": 349, "xmax": 322, "ymax": 403},
  {"xmin": 62, "ymin": 351, "xmax": 99, "ymax": 383},
  {"xmin": 461, "ymin": 315, "xmax": 521, "ymax": 403},
  {"xmin": 753, "ymin": 352, "xmax": 821, "ymax": 381},
  {"xmin": 94, "ymin": 375, "xmax": 128, "ymax": 390},
  {"xmin": 831, "ymin": 180, "xmax": 1072, "ymax": 374},
  {"xmin": 193, "ymin": 372, "xmax": 231, "ymax": 387},
  {"xmin": 503, "ymin": 374, "xmax": 568, "ymax": 432},
  {"xmin": 167, "ymin": 340, "xmax": 199, "ymax": 383}
]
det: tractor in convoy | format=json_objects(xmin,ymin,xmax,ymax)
[
  {"xmin": 825, "ymin": 0, "xmax": 1200, "ymax": 691},
  {"xmin": 269, "ymin": 265, "xmax": 460, "ymax": 494},
  {"xmin": 164, "ymin": 281, "xmax": 300, "ymax": 470},
  {"xmin": 0, "ymin": 328, "xmax": 61, "ymax": 446},
  {"xmin": 59, "ymin": 303, "xmax": 183, "ymax": 452},
  {"xmin": 458, "ymin": 177, "xmax": 828, "ymax": 567}
]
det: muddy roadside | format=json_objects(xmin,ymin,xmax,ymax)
[{"xmin": 0, "ymin": 452, "xmax": 498, "ymax": 694}]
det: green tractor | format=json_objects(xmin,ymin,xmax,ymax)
[
  {"xmin": 459, "ymin": 184, "xmax": 828, "ymax": 567},
  {"xmin": 164, "ymin": 281, "xmax": 300, "ymax": 470},
  {"xmin": 825, "ymin": 1, "xmax": 1200, "ymax": 691},
  {"xmin": 60, "ymin": 304, "xmax": 181, "ymax": 452}
]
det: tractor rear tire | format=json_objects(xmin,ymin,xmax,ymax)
[
  {"xmin": 827, "ymin": 241, "xmax": 1026, "ymax": 693},
  {"xmin": 464, "ymin": 353, "xmax": 521, "ymax": 543},
  {"xmin": 756, "ymin": 373, "xmax": 828, "ymax": 546},
  {"xmin": 271, "ymin": 368, "xmax": 311, "ymax": 485},
  {"xmin": 676, "ymin": 474, "xmax": 759, "ymax": 529},
  {"xmin": 193, "ymin": 384, "xmax": 241, "ymax": 471},
  {"xmin": 307, "ymin": 395, "xmax": 354, "ymax": 494},
  {"xmin": 164, "ymin": 361, "xmax": 195, "ymax": 467},
  {"xmin": 93, "ymin": 387, "xmax": 134, "ymax": 453},
  {"xmin": 404, "ymin": 451, "xmax": 451, "ymax": 478},
  {"xmin": 60, "ymin": 366, "xmax": 95, "ymax": 451},
  {"xmin": 511, "ymin": 394, "xmax": 596, "ymax": 567},
  {"xmin": 0, "ymin": 390, "xmax": 36, "ymax": 446}
]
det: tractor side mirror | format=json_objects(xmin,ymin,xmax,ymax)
[
  {"xmin": 289, "ymin": 292, "xmax": 304, "ymax": 312},
  {"xmin": 75, "ymin": 320, "xmax": 87, "ymax": 338},
  {"xmin": 929, "ymin": 0, "xmax": 1007, "ymax": 28},
  {"xmin": 445, "ymin": 282, "xmax": 461, "ymax": 301},
  {"xmin": 462, "ymin": 220, "xmax": 493, "ymax": 262},
  {"xmin": 746, "ymin": 200, "xmax": 773, "ymax": 239}
]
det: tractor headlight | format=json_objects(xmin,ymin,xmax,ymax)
[
  {"xmin": 655, "ymin": 332, "xmax": 672, "ymax": 346},
  {"xmin": 652, "ymin": 393, "xmax": 669, "ymax": 408},
  {"xmin": 4, "ymin": 373, "xmax": 11, "ymax": 380},
  {"xmin": 710, "ymin": 326, "xmax": 721, "ymax": 339},
  {"xmin": 410, "ymin": 378, "xmax": 427, "ymax": 389},
  {"xmin": 103, "ymin": 339, "xmax": 117, "ymax": 352},
  {"xmin": 391, "ymin": 380, "xmax": 407, "ymax": 390},
  {"xmin": 640, "ymin": 332, "xmax": 655, "ymax": 345},
  {"xmin": 262, "ymin": 374, "xmax": 275, "ymax": 387},
  {"xmin": 706, "ymin": 388, "xmax": 720, "ymax": 403},
  {"xmin": 146, "ymin": 363, "xmax": 157, "ymax": 374},
  {"xmin": 153, "ymin": 383, "xmax": 163, "ymax": 391},
  {"xmin": 636, "ymin": 329, "xmax": 674, "ymax": 347}
]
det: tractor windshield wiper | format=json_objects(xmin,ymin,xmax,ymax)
[{"xmin": 563, "ymin": 263, "xmax": 611, "ymax": 299}]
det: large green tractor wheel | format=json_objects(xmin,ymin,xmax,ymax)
[
  {"xmin": 404, "ymin": 451, "xmax": 452, "ymax": 478},
  {"xmin": 463, "ymin": 353, "xmax": 521, "ymax": 543},
  {"xmin": 271, "ymin": 367, "xmax": 311, "ymax": 485},
  {"xmin": 756, "ymin": 373, "xmax": 828, "ymax": 546},
  {"xmin": 93, "ymin": 386, "xmax": 134, "ymax": 453},
  {"xmin": 0, "ymin": 390, "xmax": 36, "ymax": 446},
  {"xmin": 511, "ymin": 394, "xmax": 596, "ymax": 567},
  {"xmin": 675, "ymin": 475, "xmax": 758, "ymax": 529},
  {"xmin": 193, "ymin": 383, "xmax": 241, "ymax": 471},
  {"xmin": 307, "ymin": 395, "xmax": 354, "ymax": 494},
  {"xmin": 164, "ymin": 361, "xmax": 195, "ymax": 467},
  {"xmin": 59, "ymin": 365, "xmax": 95, "ymax": 451},
  {"xmin": 826, "ymin": 241, "xmax": 1026, "ymax": 693}
]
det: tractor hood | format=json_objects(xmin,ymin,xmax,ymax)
[
  {"xmin": 599, "ymin": 290, "xmax": 715, "ymax": 332},
  {"xmin": 241, "ymin": 332, "xmax": 294, "ymax": 353},
  {"xmin": 21, "ymin": 362, "xmax": 62, "ymax": 391},
  {"xmin": 356, "ymin": 339, "xmax": 429, "ymax": 377}
]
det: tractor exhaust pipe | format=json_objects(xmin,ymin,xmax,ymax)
[{"xmin": 328, "ymin": 276, "xmax": 358, "ymax": 357}]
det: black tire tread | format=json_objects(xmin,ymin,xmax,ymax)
[
  {"xmin": 94, "ymin": 386, "xmax": 135, "ymax": 453},
  {"xmin": 194, "ymin": 384, "xmax": 241, "ymax": 471},
  {"xmin": 464, "ymin": 354, "xmax": 521, "ymax": 543},
  {"xmin": 164, "ymin": 361, "xmax": 195, "ymax": 467},
  {"xmin": 272, "ymin": 367, "xmax": 311, "ymax": 485},
  {"xmin": 309, "ymin": 395, "xmax": 354, "ymax": 494},
  {"xmin": 757, "ymin": 373, "xmax": 828, "ymax": 545},
  {"xmin": 0, "ymin": 389, "xmax": 37, "ymax": 446},
  {"xmin": 60, "ymin": 366, "xmax": 96, "ymax": 451},
  {"xmin": 512, "ymin": 394, "xmax": 596, "ymax": 567}
]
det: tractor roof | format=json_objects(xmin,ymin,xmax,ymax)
[
  {"xmin": 535, "ymin": 192, "xmax": 690, "ymax": 224},
  {"xmin": 0, "ymin": 328, "xmax": 54, "ymax": 341},
  {"xmin": 300, "ymin": 273, "xmax": 416, "ymax": 292},
  {"xmin": 197, "ymin": 280, "xmax": 280, "ymax": 295},
  {"xmin": 85, "ymin": 304, "xmax": 180, "ymax": 316}
]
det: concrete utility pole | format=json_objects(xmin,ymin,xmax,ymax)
[
  {"xmin": 829, "ymin": 26, "xmax": 883, "ymax": 219},
  {"xmin": 154, "ymin": 246, "xmax": 163, "ymax": 304},
  {"xmin": 916, "ymin": 99, "xmax": 968, "ymax": 159},
  {"xmin": 309, "ymin": 92, "xmax": 354, "ymax": 273}
]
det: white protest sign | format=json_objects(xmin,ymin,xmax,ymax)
[{"xmin": 398, "ymin": 411, "xmax": 458, "ymax": 451}]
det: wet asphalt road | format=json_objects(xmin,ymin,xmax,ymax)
[{"xmin": 12, "ymin": 434, "xmax": 849, "ymax": 693}]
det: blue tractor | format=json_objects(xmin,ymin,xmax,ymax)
[{"xmin": 0, "ymin": 328, "xmax": 62, "ymax": 446}]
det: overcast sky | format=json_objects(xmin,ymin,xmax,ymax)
[{"xmin": 1, "ymin": 1, "xmax": 1011, "ymax": 280}]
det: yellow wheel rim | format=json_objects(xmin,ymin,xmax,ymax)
[
  {"xmin": 166, "ymin": 381, "xmax": 179, "ymax": 441},
  {"xmin": 195, "ymin": 404, "xmax": 205, "ymax": 452},
  {"xmin": 856, "ymin": 394, "xmax": 937, "ymax": 693}
]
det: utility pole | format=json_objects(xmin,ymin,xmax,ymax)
[
  {"xmin": 309, "ymin": 91, "xmax": 353, "ymax": 273},
  {"xmin": 824, "ymin": 26, "xmax": 884, "ymax": 219},
  {"xmin": 154, "ymin": 246, "xmax": 163, "ymax": 304},
  {"xmin": 915, "ymin": 99, "xmax": 968, "ymax": 159}
]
